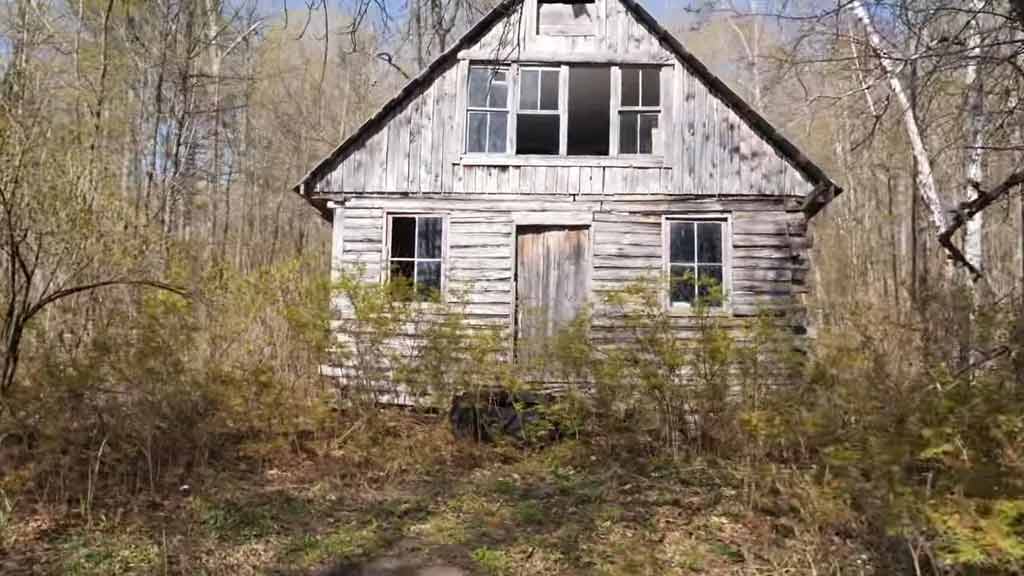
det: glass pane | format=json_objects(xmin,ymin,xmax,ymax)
[
  {"xmin": 390, "ymin": 259, "xmax": 415, "ymax": 284},
  {"xmin": 391, "ymin": 217, "xmax": 416, "ymax": 258},
  {"xmin": 697, "ymin": 222, "xmax": 722, "ymax": 263},
  {"xmin": 517, "ymin": 114, "xmax": 560, "ymax": 155},
  {"xmin": 639, "ymin": 113, "xmax": 659, "ymax": 154},
  {"xmin": 488, "ymin": 112, "xmax": 507, "ymax": 153},
  {"xmin": 467, "ymin": 111, "xmax": 487, "ymax": 153},
  {"xmin": 468, "ymin": 68, "xmax": 490, "ymax": 108},
  {"xmin": 621, "ymin": 67, "xmax": 640, "ymax": 107},
  {"xmin": 620, "ymin": 112, "xmax": 638, "ymax": 154},
  {"xmin": 520, "ymin": 69, "xmax": 539, "ymax": 110},
  {"xmin": 697, "ymin": 265, "xmax": 724, "ymax": 303},
  {"xmin": 488, "ymin": 79, "xmax": 508, "ymax": 109},
  {"xmin": 568, "ymin": 66, "xmax": 610, "ymax": 156},
  {"xmin": 417, "ymin": 217, "xmax": 443, "ymax": 259},
  {"xmin": 642, "ymin": 67, "xmax": 661, "ymax": 107},
  {"xmin": 670, "ymin": 264, "xmax": 696, "ymax": 305},
  {"xmin": 416, "ymin": 261, "xmax": 442, "ymax": 299},
  {"xmin": 670, "ymin": 221, "xmax": 695, "ymax": 263},
  {"xmin": 541, "ymin": 69, "xmax": 560, "ymax": 110}
]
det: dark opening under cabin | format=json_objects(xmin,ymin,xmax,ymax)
[{"xmin": 294, "ymin": 0, "xmax": 842, "ymax": 397}]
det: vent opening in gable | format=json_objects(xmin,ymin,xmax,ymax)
[{"xmin": 538, "ymin": 0, "xmax": 597, "ymax": 36}]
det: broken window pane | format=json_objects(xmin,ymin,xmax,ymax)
[
  {"xmin": 639, "ymin": 113, "xmax": 659, "ymax": 154},
  {"xmin": 642, "ymin": 68, "xmax": 661, "ymax": 106},
  {"xmin": 418, "ymin": 217, "xmax": 443, "ymax": 259},
  {"xmin": 391, "ymin": 217, "xmax": 416, "ymax": 258},
  {"xmin": 622, "ymin": 68, "xmax": 640, "ymax": 107},
  {"xmin": 517, "ymin": 115, "xmax": 560, "ymax": 155},
  {"xmin": 538, "ymin": 0, "xmax": 596, "ymax": 36},
  {"xmin": 390, "ymin": 260, "xmax": 415, "ymax": 284},
  {"xmin": 568, "ymin": 66, "xmax": 610, "ymax": 156}
]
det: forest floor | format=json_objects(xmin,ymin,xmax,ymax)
[{"xmin": 1, "ymin": 413, "xmax": 870, "ymax": 575}]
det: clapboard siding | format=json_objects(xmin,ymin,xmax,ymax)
[
  {"xmin": 330, "ymin": 196, "xmax": 808, "ymax": 352},
  {"xmin": 312, "ymin": 0, "xmax": 815, "ymax": 200}
]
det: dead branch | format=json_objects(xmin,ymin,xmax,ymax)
[{"xmin": 938, "ymin": 170, "xmax": 1024, "ymax": 281}]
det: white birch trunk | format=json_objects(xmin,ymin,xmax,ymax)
[
  {"xmin": 963, "ymin": 2, "xmax": 986, "ymax": 277},
  {"xmin": 850, "ymin": 1, "xmax": 951, "ymax": 276}
]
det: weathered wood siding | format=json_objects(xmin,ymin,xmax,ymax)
[
  {"xmin": 331, "ymin": 195, "xmax": 808, "ymax": 334},
  {"xmin": 319, "ymin": 0, "xmax": 819, "ymax": 385},
  {"xmin": 313, "ymin": 0, "xmax": 815, "ymax": 200}
]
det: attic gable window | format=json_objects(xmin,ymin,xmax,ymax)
[
  {"xmin": 466, "ymin": 67, "xmax": 509, "ymax": 154},
  {"xmin": 619, "ymin": 66, "xmax": 661, "ymax": 155},
  {"xmin": 464, "ymin": 63, "xmax": 667, "ymax": 159},
  {"xmin": 538, "ymin": 0, "xmax": 597, "ymax": 36}
]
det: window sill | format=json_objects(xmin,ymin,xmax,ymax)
[
  {"xmin": 458, "ymin": 155, "xmax": 666, "ymax": 168},
  {"xmin": 666, "ymin": 303, "xmax": 733, "ymax": 317}
]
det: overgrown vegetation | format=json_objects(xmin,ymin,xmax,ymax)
[
  {"xmin": 1, "ymin": 0, "xmax": 1023, "ymax": 574},
  {"xmin": 5, "ymin": 265, "xmax": 1019, "ymax": 574}
]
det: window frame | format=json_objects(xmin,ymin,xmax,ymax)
[
  {"xmin": 465, "ymin": 65, "xmax": 511, "ymax": 154},
  {"xmin": 515, "ymin": 65, "xmax": 566, "ymax": 156},
  {"xmin": 617, "ymin": 66, "xmax": 663, "ymax": 156},
  {"xmin": 384, "ymin": 213, "xmax": 449, "ymax": 301},
  {"xmin": 662, "ymin": 214, "xmax": 732, "ymax": 314},
  {"xmin": 462, "ymin": 62, "xmax": 668, "ymax": 161}
]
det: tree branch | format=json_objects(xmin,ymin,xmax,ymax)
[{"xmin": 938, "ymin": 170, "xmax": 1024, "ymax": 281}]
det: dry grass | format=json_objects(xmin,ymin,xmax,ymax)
[{"xmin": 0, "ymin": 411, "xmax": 869, "ymax": 575}]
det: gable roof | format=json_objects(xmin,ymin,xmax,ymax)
[{"xmin": 294, "ymin": 0, "xmax": 841, "ymax": 221}]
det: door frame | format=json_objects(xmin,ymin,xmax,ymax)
[{"xmin": 511, "ymin": 222, "xmax": 594, "ymax": 363}]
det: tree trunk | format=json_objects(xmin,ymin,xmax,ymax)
[
  {"xmin": 850, "ymin": 0, "xmax": 952, "ymax": 279},
  {"xmin": 963, "ymin": 1, "xmax": 986, "ymax": 279}
]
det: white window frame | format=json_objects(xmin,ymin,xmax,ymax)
[
  {"xmin": 662, "ymin": 214, "xmax": 732, "ymax": 314},
  {"xmin": 465, "ymin": 65, "xmax": 511, "ymax": 154},
  {"xmin": 617, "ymin": 66, "xmax": 663, "ymax": 156},
  {"xmin": 515, "ymin": 65, "xmax": 566, "ymax": 156},
  {"xmin": 462, "ymin": 62, "xmax": 669, "ymax": 161},
  {"xmin": 384, "ymin": 213, "xmax": 449, "ymax": 299}
]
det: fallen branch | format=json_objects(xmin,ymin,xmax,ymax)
[{"xmin": 938, "ymin": 170, "xmax": 1024, "ymax": 281}]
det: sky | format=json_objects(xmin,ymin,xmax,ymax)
[{"xmin": 261, "ymin": 0, "xmax": 679, "ymax": 20}]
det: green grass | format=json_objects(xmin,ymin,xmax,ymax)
[{"xmin": 60, "ymin": 532, "xmax": 160, "ymax": 576}]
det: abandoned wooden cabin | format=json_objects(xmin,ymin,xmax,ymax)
[{"xmin": 294, "ymin": 0, "xmax": 841, "ymax": 388}]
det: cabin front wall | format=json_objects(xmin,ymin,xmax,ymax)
[
  {"xmin": 318, "ymin": 0, "xmax": 818, "ymax": 386},
  {"xmin": 331, "ymin": 195, "xmax": 809, "ymax": 339}
]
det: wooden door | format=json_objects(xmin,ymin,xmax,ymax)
[{"xmin": 515, "ymin": 226, "xmax": 591, "ymax": 362}]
